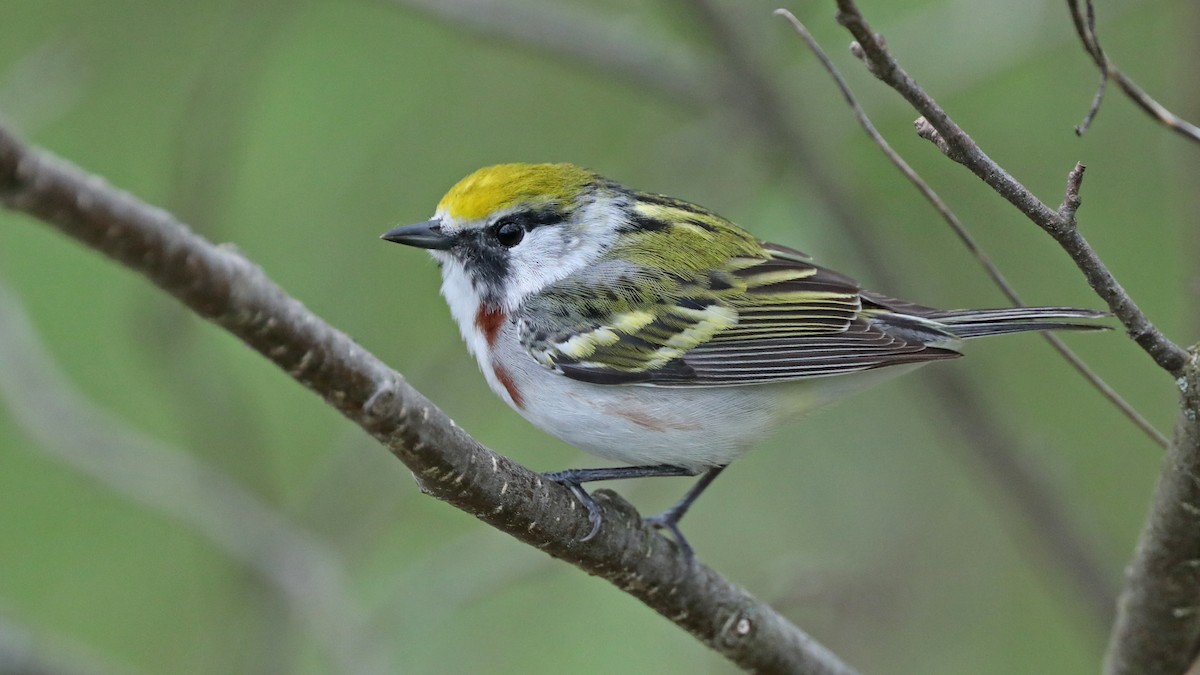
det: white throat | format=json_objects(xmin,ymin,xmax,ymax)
[{"xmin": 431, "ymin": 253, "xmax": 492, "ymax": 362}]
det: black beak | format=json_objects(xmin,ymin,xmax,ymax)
[{"xmin": 380, "ymin": 220, "xmax": 454, "ymax": 250}]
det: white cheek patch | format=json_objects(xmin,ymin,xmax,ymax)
[{"xmin": 500, "ymin": 198, "xmax": 623, "ymax": 312}]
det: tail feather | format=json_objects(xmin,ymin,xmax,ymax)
[{"xmin": 929, "ymin": 307, "xmax": 1109, "ymax": 339}]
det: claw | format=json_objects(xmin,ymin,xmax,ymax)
[
  {"xmin": 542, "ymin": 464, "xmax": 719, "ymax": 550},
  {"xmin": 546, "ymin": 473, "xmax": 603, "ymax": 541}
]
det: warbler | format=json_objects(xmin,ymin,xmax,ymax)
[{"xmin": 382, "ymin": 163, "xmax": 1104, "ymax": 557}]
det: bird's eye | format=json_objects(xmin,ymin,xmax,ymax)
[{"xmin": 492, "ymin": 218, "xmax": 525, "ymax": 247}]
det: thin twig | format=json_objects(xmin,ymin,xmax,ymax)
[
  {"xmin": 1067, "ymin": 0, "xmax": 1200, "ymax": 143},
  {"xmin": 0, "ymin": 124, "xmax": 856, "ymax": 675},
  {"xmin": 1075, "ymin": 72, "xmax": 1107, "ymax": 136},
  {"xmin": 1071, "ymin": 0, "xmax": 1107, "ymax": 136},
  {"xmin": 775, "ymin": 7, "xmax": 1121, "ymax": 630},
  {"xmin": 819, "ymin": 1, "xmax": 1200, "ymax": 670},
  {"xmin": 834, "ymin": 0, "xmax": 1189, "ymax": 377},
  {"xmin": 775, "ymin": 8, "xmax": 1167, "ymax": 450}
]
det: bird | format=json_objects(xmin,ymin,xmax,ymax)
[{"xmin": 381, "ymin": 162, "xmax": 1105, "ymax": 558}]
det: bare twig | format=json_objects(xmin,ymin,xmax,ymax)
[
  {"xmin": 776, "ymin": 17, "xmax": 1123, "ymax": 626},
  {"xmin": 1071, "ymin": 0, "xmax": 1107, "ymax": 136},
  {"xmin": 817, "ymin": 1, "xmax": 1200, "ymax": 669},
  {"xmin": 774, "ymin": 8, "xmax": 1167, "ymax": 450},
  {"xmin": 0, "ymin": 125, "xmax": 856, "ymax": 675},
  {"xmin": 834, "ymin": 0, "xmax": 1189, "ymax": 377},
  {"xmin": 0, "ymin": 282, "xmax": 388, "ymax": 675},
  {"xmin": 1076, "ymin": 74, "xmax": 1107, "ymax": 136},
  {"xmin": 1104, "ymin": 348, "xmax": 1200, "ymax": 675},
  {"xmin": 774, "ymin": 4, "xmax": 1128, "ymax": 625},
  {"xmin": 1067, "ymin": 0, "xmax": 1200, "ymax": 143}
]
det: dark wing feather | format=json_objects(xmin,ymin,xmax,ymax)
[
  {"xmin": 518, "ymin": 241, "xmax": 961, "ymax": 387},
  {"xmin": 667, "ymin": 324, "xmax": 959, "ymax": 385}
]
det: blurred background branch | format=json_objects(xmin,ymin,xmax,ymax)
[
  {"xmin": 393, "ymin": 0, "xmax": 718, "ymax": 105},
  {"xmin": 0, "ymin": 281, "xmax": 388, "ymax": 675},
  {"xmin": 0, "ymin": 613, "xmax": 132, "ymax": 675}
]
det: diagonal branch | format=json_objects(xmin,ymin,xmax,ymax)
[
  {"xmin": 773, "ymin": 9, "xmax": 1129, "ymax": 630},
  {"xmin": 774, "ymin": 7, "xmax": 1167, "ymax": 451},
  {"xmin": 833, "ymin": 0, "xmax": 1189, "ymax": 377},
  {"xmin": 815, "ymin": 1, "xmax": 1200, "ymax": 671},
  {"xmin": 0, "ymin": 125, "xmax": 855, "ymax": 675}
]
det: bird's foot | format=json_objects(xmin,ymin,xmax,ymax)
[
  {"xmin": 544, "ymin": 471, "xmax": 603, "ymax": 541},
  {"xmin": 644, "ymin": 507, "xmax": 695, "ymax": 560}
]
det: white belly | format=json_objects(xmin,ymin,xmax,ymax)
[{"xmin": 478, "ymin": 322, "xmax": 922, "ymax": 470}]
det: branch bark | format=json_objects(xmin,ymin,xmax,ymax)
[
  {"xmin": 1105, "ymin": 348, "xmax": 1200, "ymax": 675},
  {"xmin": 0, "ymin": 125, "xmax": 855, "ymax": 674}
]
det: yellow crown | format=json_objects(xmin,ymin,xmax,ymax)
[{"xmin": 436, "ymin": 163, "xmax": 596, "ymax": 221}]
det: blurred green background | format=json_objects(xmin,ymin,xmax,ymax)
[{"xmin": 0, "ymin": 0, "xmax": 1194, "ymax": 673}]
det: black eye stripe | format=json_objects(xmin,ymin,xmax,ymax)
[
  {"xmin": 487, "ymin": 207, "xmax": 563, "ymax": 248},
  {"xmin": 496, "ymin": 207, "xmax": 560, "ymax": 232}
]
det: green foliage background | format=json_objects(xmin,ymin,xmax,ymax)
[{"xmin": 0, "ymin": 0, "xmax": 1194, "ymax": 673}]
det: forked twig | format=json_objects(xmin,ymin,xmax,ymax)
[
  {"xmin": 774, "ymin": 8, "xmax": 1167, "ymax": 450},
  {"xmin": 833, "ymin": 0, "xmax": 1188, "ymax": 377},
  {"xmin": 812, "ymin": 2, "xmax": 1200, "ymax": 672},
  {"xmin": 1067, "ymin": 0, "xmax": 1200, "ymax": 142}
]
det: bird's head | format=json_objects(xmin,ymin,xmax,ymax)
[{"xmin": 383, "ymin": 163, "xmax": 629, "ymax": 310}]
